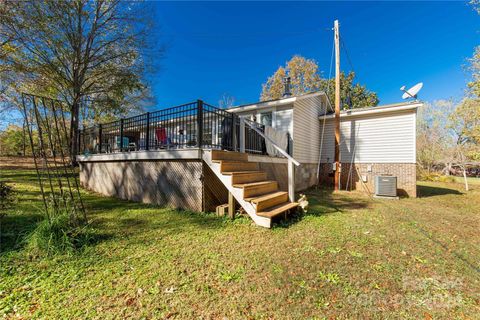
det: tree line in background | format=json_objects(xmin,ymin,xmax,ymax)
[
  {"xmin": 0, "ymin": 124, "xmax": 28, "ymax": 156},
  {"xmin": 417, "ymin": 99, "xmax": 480, "ymax": 178},
  {"xmin": 0, "ymin": 0, "xmax": 161, "ymax": 159},
  {"xmin": 417, "ymin": 1, "xmax": 480, "ymax": 181}
]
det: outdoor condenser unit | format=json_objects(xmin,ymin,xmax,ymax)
[{"xmin": 375, "ymin": 176, "xmax": 397, "ymax": 197}]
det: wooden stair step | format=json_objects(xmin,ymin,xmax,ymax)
[
  {"xmin": 249, "ymin": 191, "xmax": 289, "ymax": 212},
  {"xmin": 233, "ymin": 181, "xmax": 278, "ymax": 199},
  {"xmin": 211, "ymin": 150, "xmax": 248, "ymax": 162},
  {"xmin": 222, "ymin": 171, "xmax": 264, "ymax": 176},
  {"xmin": 231, "ymin": 171, "xmax": 268, "ymax": 184},
  {"xmin": 220, "ymin": 161, "xmax": 259, "ymax": 173},
  {"xmin": 233, "ymin": 180, "xmax": 276, "ymax": 188},
  {"xmin": 256, "ymin": 202, "xmax": 299, "ymax": 218}
]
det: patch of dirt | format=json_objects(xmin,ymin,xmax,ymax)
[{"xmin": 0, "ymin": 156, "xmax": 69, "ymax": 169}]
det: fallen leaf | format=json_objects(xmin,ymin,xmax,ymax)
[{"xmin": 125, "ymin": 297, "xmax": 136, "ymax": 306}]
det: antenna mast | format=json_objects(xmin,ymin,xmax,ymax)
[{"xmin": 334, "ymin": 20, "xmax": 341, "ymax": 191}]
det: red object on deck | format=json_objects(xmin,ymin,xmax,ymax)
[{"xmin": 155, "ymin": 128, "xmax": 167, "ymax": 144}]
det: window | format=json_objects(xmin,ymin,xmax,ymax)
[{"xmin": 259, "ymin": 112, "xmax": 272, "ymax": 127}]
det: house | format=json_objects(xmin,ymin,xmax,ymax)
[
  {"xmin": 317, "ymin": 101, "xmax": 419, "ymax": 197},
  {"xmin": 77, "ymin": 92, "xmax": 420, "ymax": 228},
  {"xmin": 227, "ymin": 92, "xmax": 419, "ymax": 196}
]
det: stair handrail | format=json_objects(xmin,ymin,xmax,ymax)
[
  {"xmin": 242, "ymin": 118, "xmax": 300, "ymax": 166},
  {"xmin": 241, "ymin": 117, "xmax": 300, "ymax": 202}
]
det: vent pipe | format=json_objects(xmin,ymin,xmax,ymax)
[{"xmin": 283, "ymin": 76, "xmax": 292, "ymax": 97}]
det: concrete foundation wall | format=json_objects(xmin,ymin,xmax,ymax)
[
  {"xmin": 78, "ymin": 156, "xmax": 320, "ymax": 213},
  {"xmin": 318, "ymin": 162, "xmax": 417, "ymax": 197},
  {"xmin": 80, "ymin": 160, "xmax": 204, "ymax": 211},
  {"xmin": 295, "ymin": 163, "xmax": 319, "ymax": 191}
]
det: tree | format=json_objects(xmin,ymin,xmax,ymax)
[
  {"xmin": 416, "ymin": 100, "xmax": 454, "ymax": 174},
  {"xmin": 0, "ymin": 124, "xmax": 27, "ymax": 156},
  {"xmin": 470, "ymin": 0, "xmax": 480, "ymax": 15},
  {"xmin": 260, "ymin": 55, "xmax": 379, "ymax": 109},
  {"xmin": 448, "ymin": 98, "xmax": 480, "ymax": 161},
  {"xmin": 0, "ymin": 0, "xmax": 162, "ymax": 160},
  {"xmin": 218, "ymin": 93, "xmax": 235, "ymax": 109},
  {"xmin": 417, "ymin": 98, "xmax": 479, "ymax": 190},
  {"xmin": 319, "ymin": 71, "xmax": 379, "ymax": 109},
  {"xmin": 467, "ymin": 46, "xmax": 480, "ymax": 98},
  {"xmin": 260, "ymin": 56, "xmax": 321, "ymax": 101}
]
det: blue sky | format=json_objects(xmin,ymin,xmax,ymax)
[{"xmin": 148, "ymin": 1, "xmax": 479, "ymax": 109}]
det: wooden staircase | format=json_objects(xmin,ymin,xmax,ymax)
[{"xmin": 203, "ymin": 150, "xmax": 298, "ymax": 228}]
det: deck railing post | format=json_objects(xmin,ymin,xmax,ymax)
[
  {"xmin": 120, "ymin": 118, "xmax": 124, "ymax": 151},
  {"xmin": 197, "ymin": 100, "xmax": 203, "ymax": 148},
  {"xmin": 239, "ymin": 117, "xmax": 245, "ymax": 153},
  {"xmin": 288, "ymin": 158, "xmax": 295, "ymax": 202},
  {"xmin": 145, "ymin": 112, "xmax": 150, "ymax": 151},
  {"xmin": 231, "ymin": 114, "xmax": 237, "ymax": 152},
  {"xmin": 98, "ymin": 124, "xmax": 102, "ymax": 153}
]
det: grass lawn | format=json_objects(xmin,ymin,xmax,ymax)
[
  {"xmin": 452, "ymin": 176, "xmax": 480, "ymax": 186},
  {"xmin": 1, "ymin": 169, "xmax": 479, "ymax": 319}
]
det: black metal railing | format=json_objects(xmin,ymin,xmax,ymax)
[{"xmin": 78, "ymin": 100, "xmax": 268, "ymax": 155}]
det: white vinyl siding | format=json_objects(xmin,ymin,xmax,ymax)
[
  {"xmin": 233, "ymin": 104, "xmax": 293, "ymax": 134},
  {"xmin": 292, "ymin": 95, "xmax": 327, "ymax": 164},
  {"xmin": 319, "ymin": 110, "xmax": 416, "ymax": 163}
]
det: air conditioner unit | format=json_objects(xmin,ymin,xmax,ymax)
[{"xmin": 375, "ymin": 176, "xmax": 397, "ymax": 197}]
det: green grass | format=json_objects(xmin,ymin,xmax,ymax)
[
  {"xmin": 452, "ymin": 176, "xmax": 480, "ymax": 185},
  {"xmin": 1, "ymin": 169, "xmax": 479, "ymax": 319}
]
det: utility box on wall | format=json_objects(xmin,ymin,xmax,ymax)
[{"xmin": 375, "ymin": 176, "xmax": 397, "ymax": 197}]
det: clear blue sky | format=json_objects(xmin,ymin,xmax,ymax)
[{"xmin": 148, "ymin": 1, "xmax": 479, "ymax": 109}]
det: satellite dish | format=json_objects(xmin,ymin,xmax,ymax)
[{"xmin": 400, "ymin": 82, "xmax": 423, "ymax": 100}]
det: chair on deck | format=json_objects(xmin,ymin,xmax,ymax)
[
  {"xmin": 115, "ymin": 136, "xmax": 136, "ymax": 152},
  {"xmin": 155, "ymin": 128, "xmax": 172, "ymax": 149}
]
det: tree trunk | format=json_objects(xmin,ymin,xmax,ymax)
[
  {"xmin": 446, "ymin": 162, "xmax": 452, "ymax": 176},
  {"xmin": 22, "ymin": 120, "xmax": 26, "ymax": 156},
  {"xmin": 70, "ymin": 99, "xmax": 80, "ymax": 166},
  {"xmin": 462, "ymin": 167, "xmax": 469, "ymax": 192}
]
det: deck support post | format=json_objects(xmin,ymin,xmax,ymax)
[
  {"xmin": 239, "ymin": 117, "xmax": 245, "ymax": 153},
  {"xmin": 228, "ymin": 191, "xmax": 235, "ymax": 219},
  {"xmin": 288, "ymin": 158, "xmax": 295, "ymax": 202}
]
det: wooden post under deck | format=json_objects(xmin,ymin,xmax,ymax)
[
  {"xmin": 228, "ymin": 191, "xmax": 235, "ymax": 219},
  {"xmin": 288, "ymin": 158, "xmax": 295, "ymax": 202}
]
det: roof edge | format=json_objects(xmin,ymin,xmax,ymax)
[
  {"xmin": 319, "ymin": 101, "xmax": 422, "ymax": 120},
  {"xmin": 228, "ymin": 91, "xmax": 326, "ymax": 113}
]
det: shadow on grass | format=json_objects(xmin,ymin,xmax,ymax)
[
  {"xmin": 417, "ymin": 185, "xmax": 463, "ymax": 198},
  {"xmin": 272, "ymin": 187, "xmax": 372, "ymax": 228},
  {"xmin": 0, "ymin": 212, "xmax": 42, "ymax": 254},
  {"xmin": 1, "ymin": 168, "xmax": 224, "ymax": 255}
]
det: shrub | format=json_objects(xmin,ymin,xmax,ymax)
[
  {"xmin": 418, "ymin": 172, "xmax": 456, "ymax": 183},
  {"xmin": 418, "ymin": 172, "xmax": 441, "ymax": 181},
  {"xmin": 437, "ymin": 175, "xmax": 456, "ymax": 183}
]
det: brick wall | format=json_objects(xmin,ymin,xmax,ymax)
[{"xmin": 318, "ymin": 162, "xmax": 417, "ymax": 197}]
